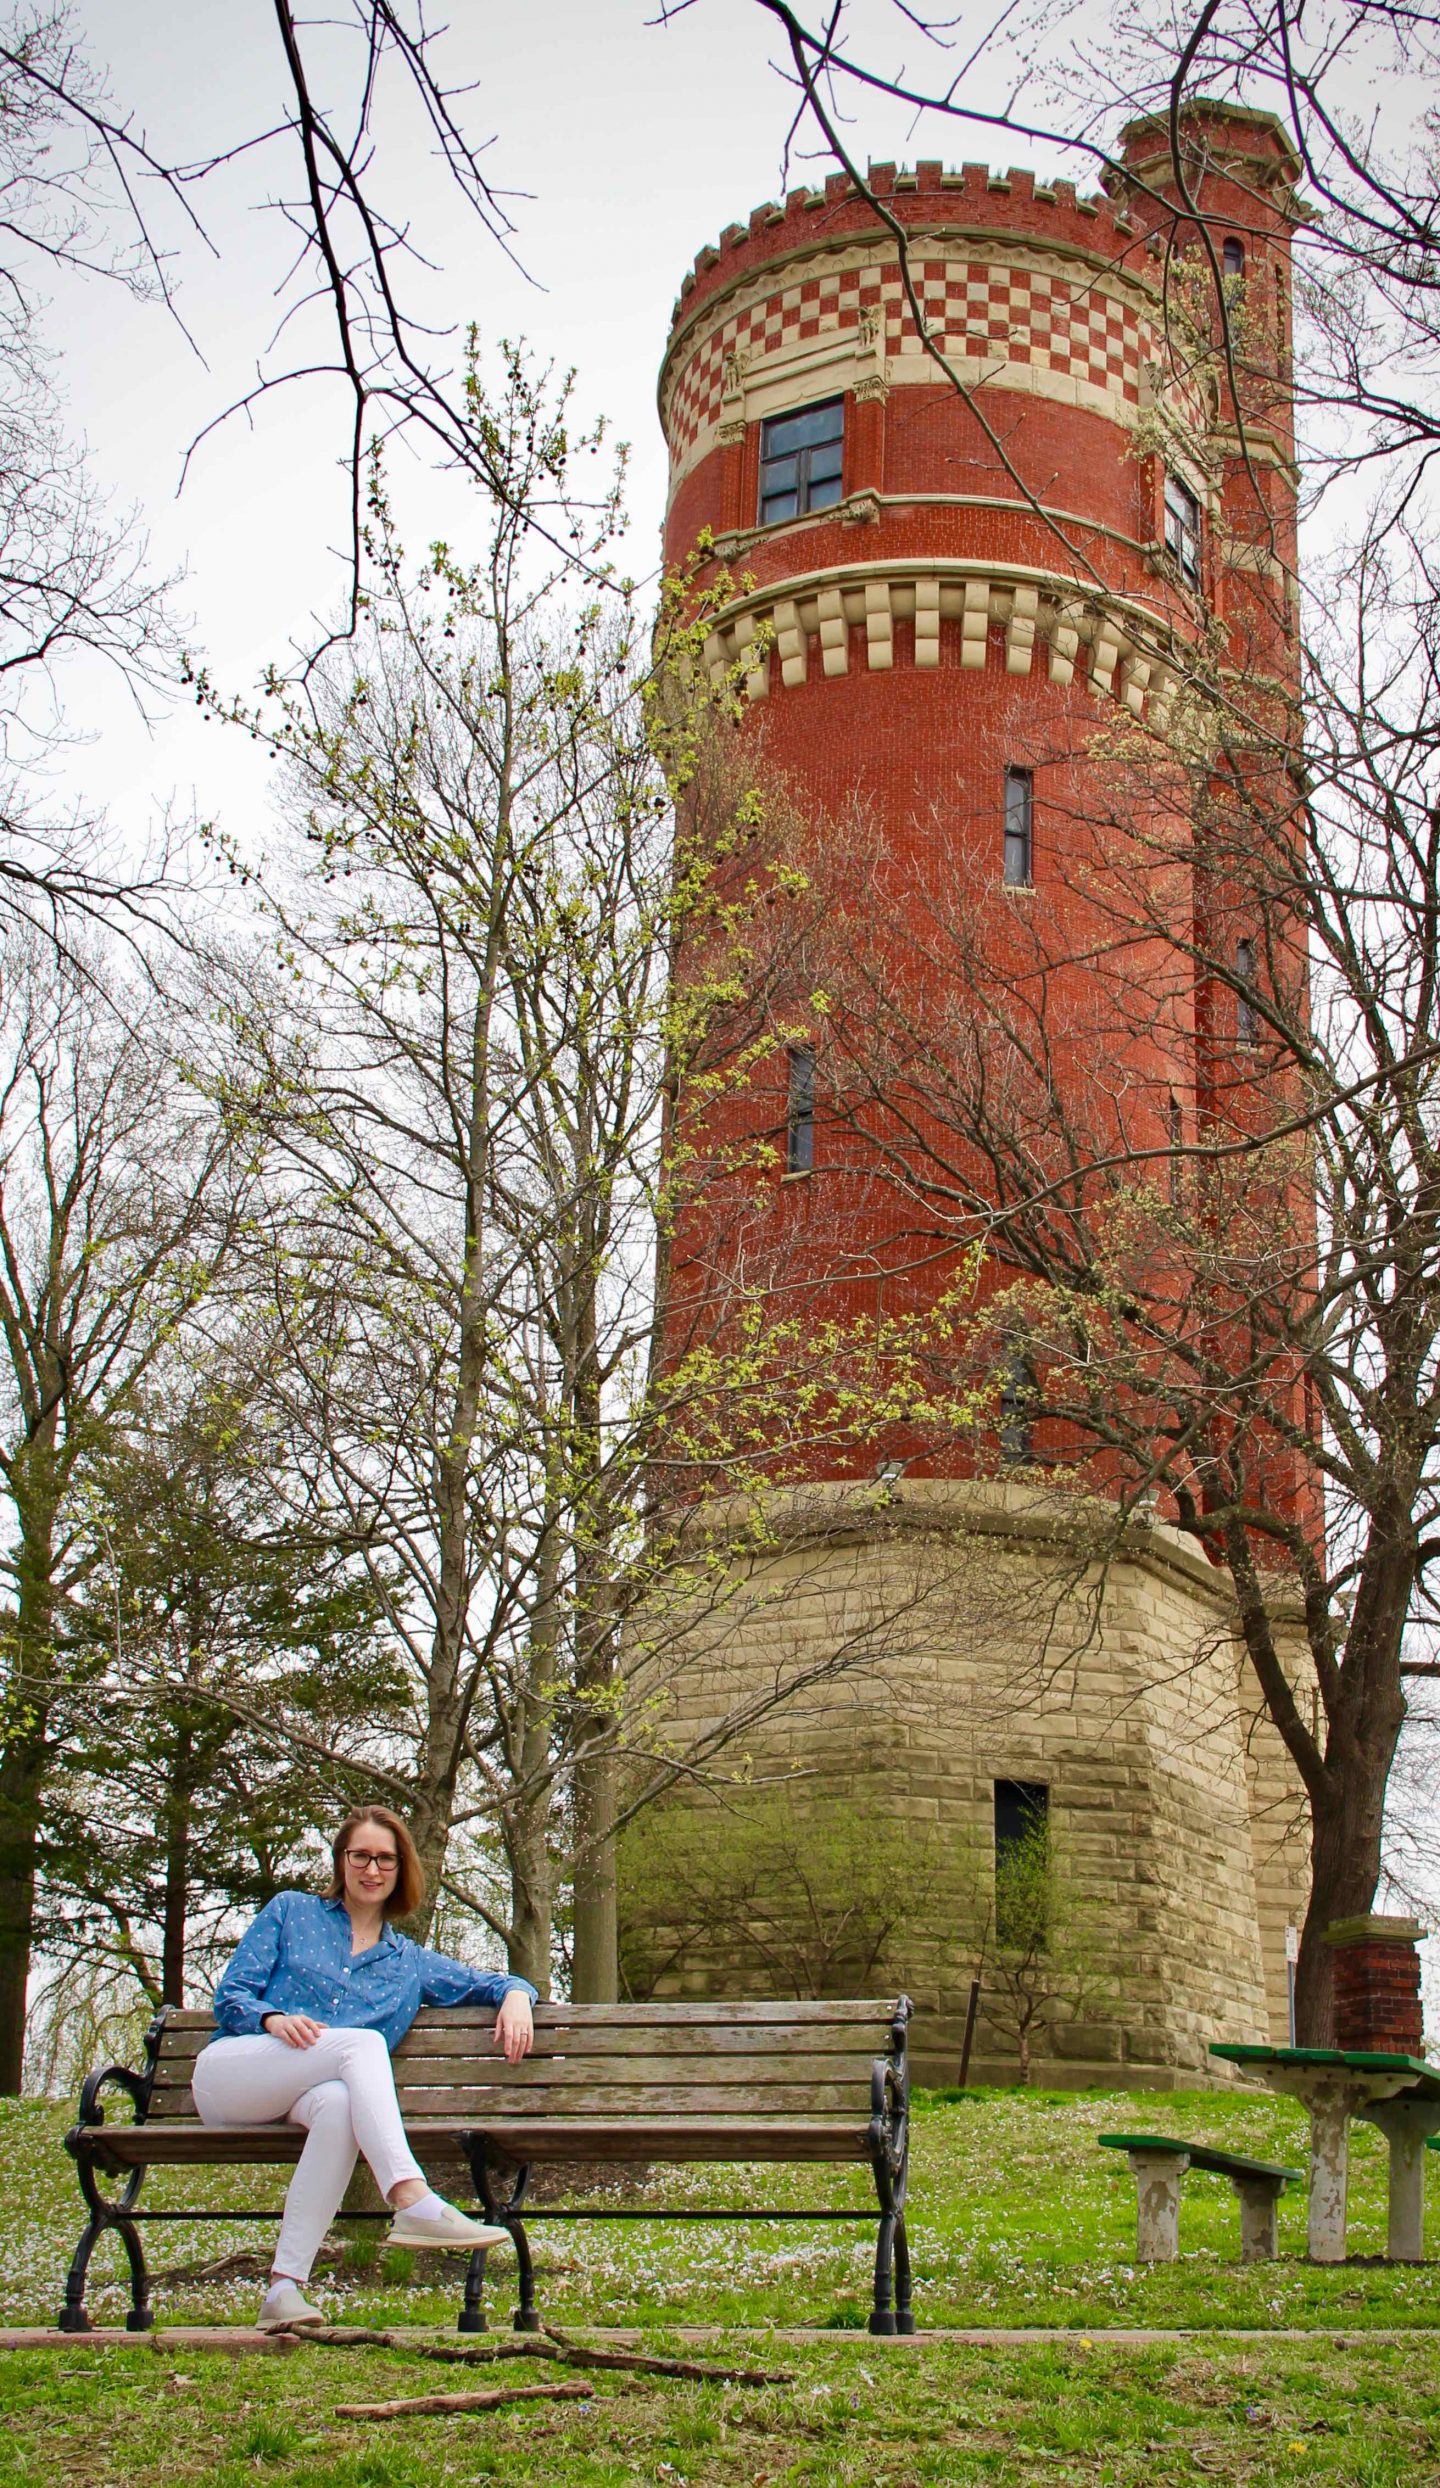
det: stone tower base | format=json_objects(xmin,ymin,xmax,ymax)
[{"xmin": 627, "ymin": 1480, "xmax": 1310, "ymax": 2089}]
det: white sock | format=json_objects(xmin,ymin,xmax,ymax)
[
  {"xmin": 394, "ymin": 2189, "xmax": 452, "ymax": 2222},
  {"xmin": 264, "ymin": 2278, "xmax": 305, "ymax": 2299}
]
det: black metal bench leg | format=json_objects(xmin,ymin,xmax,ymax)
[
  {"xmin": 116, "ymin": 2214, "xmax": 154, "ymax": 2332},
  {"xmin": 869, "ymin": 2210, "xmax": 898, "ymax": 2336},
  {"xmin": 893, "ymin": 2212, "xmax": 915, "ymax": 2336},
  {"xmin": 58, "ymin": 2217, "xmax": 103, "ymax": 2334},
  {"xmin": 508, "ymin": 2219, "xmax": 541, "ymax": 2332},
  {"xmin": 458, "ymin": 2246, "xmax": 488, "ymax": 2333}
]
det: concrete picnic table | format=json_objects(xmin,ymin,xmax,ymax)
[{"xmin": 1210, "ymin": 2042, "xmax": 1440, "ymax": 2263}]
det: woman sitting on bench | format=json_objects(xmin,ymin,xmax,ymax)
[{"xmin": 194, "ymin": 1804, "xmax": 537, "ymax": 2331}]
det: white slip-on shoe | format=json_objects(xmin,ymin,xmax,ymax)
[
  {"xmin": 388, "ymin": 2199, "xmax": 510, "ymax": 2250},
  {"xmin": 257, "ymin": 2280, "xmax": 325, "ymax": 2330}
]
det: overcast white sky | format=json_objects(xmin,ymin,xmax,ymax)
[{"xmin": 56, "ymin": 0, "xmax": 1090, "ymax": 859}]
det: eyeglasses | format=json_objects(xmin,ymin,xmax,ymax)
[{"xmin": 345, "ymin": 1849, "xmax": 399, "ymax": 1873}]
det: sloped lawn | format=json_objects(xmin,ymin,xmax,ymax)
[{"xmin": 2, "ymin": 2087, "xmax": 1438, "ymax": 2485}]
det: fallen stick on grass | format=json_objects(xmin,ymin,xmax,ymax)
[
  {"xmin": 283, "ymin": 2324, "xmax": 534, "ymax": 2364},
  {"xmin": 284, "ymin": 2321, "xmax": 793, "ymax": 2387},
  {"xmin": 335, "ymin": 2380, "xmax": 595, "ymax": 2420},
  {"xmin": 542, "ymin": 2324, "xmax": 794, "ymax": 2387}
]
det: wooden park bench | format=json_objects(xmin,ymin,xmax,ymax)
[
  {"xmin": 62, "ymin": 1994, "xmax": 915, "ymax": 2337},
  {"xmin": 1098, "ymin": 2133, "xmax": 1303, "ymax": 2263}
]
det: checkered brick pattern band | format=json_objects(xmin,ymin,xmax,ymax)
[{"xmin": 666, "ymin": 256, "xmax": 1159, "ymax": 462}]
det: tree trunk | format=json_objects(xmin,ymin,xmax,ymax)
[
  {"xmin": 161, "ymin": 1713, "xmax": 194, "ymax": 2008},
  {"xmin": 509, "ymin": 1808, "xmax": 553, "ymax": 1994},
  {"xmin": 408, "ymin": 1759, "xmax": 459, "ymax": 1946},
  {"xmin": 570, "ymin": 1741, "xmax": 618, "ymax": 2002},
  {"xmin": 1294, "ymin": 1777, "xmax": 1387, "ymax": 2044},
  {"xmin": 0, "ymin": 1467, "xmax": 60, "ymax": 2092},
  {"xmin": 0, "ymin": 1731, "xmax": 45, "ymax": 2092}
]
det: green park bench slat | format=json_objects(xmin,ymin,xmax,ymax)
[
  {"xmin": 1210, "ymin": 2042, "xmax": 1440, "ymax": 2105},
  {"xmin": 1097, "ymin": 2131, "xmax": 1303, "ymax": 2265},
  {"xmin": 1210, "ymin": 2042, "xmax": 1437, "ymax": 2076},
  {"xmin": 1098, "ymin": 2134, "xmax": 1303, "ymax": 2184}
]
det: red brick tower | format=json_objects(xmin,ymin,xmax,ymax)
[{"xmin": 646, "ymin": 109, "xmax": 1313, "ymax": 2083}]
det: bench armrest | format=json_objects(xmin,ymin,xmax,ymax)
[
  {"xmin": 76, "ymin": 2063, "xmax": 151, "ymax": 2130},
  {"xmin": 73, "ymin": 2005, "xmax": 168, "ymax": 2132},
  {"xmin": 868, "ymin": 1995, "xmax": 913, "ymax": 2176}
]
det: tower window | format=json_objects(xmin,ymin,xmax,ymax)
[
  {"xmin": 786, "ymin": 1046, "xmax": 815, "ymax": 1172},
  {"xmin": 1164, "ymin": 474, "xmax": 1202, "ymax": 587},
  {"xmin": 1167, "ymin": 1090, "xmax": 1182, "ymax": 1204},
  {"xmin": 995, "ymin": 1778, "xmax": 1049, "ymax": 1856},
  {"xmin": 1222, "ymin": 236, "xmax": 1245, "ymax": 278},
  {"xmin": 1235, "ymin": 939, "xmax": 1259, "ymax": 1046},
  {"xmin": 758, "ymin": 397, "xmax": 844, "ymax": 526},
  {"xmin": 1004, "ymin": 767, "xmax": 1033, "ymax": 887},
  {"xmin": 994, "ymin": 1779, "xmax": 1049, "ymax": 1943}
]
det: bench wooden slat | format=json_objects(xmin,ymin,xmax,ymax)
[
  {"xmin": 153, "ymin": 2050, "xmax": 877, "ymax": 2091},
  {"xmin": 149, "ymin": 2078, "xmax": 872, "ymax": 2120},
  {"xmin": 152, "ymin": 2021, "xmax": 881, "ymax": 2064},
  {"xmin": 155, "ymin": 2000, "xmax": 896, "ymax": 2032},
  {"xmin": 396, "ymin": 2056, "xmax": 875, "ymax": 2089},
  {"xmin": 84, "ymin": 2115, "xmax": 875, "ymax": 2169}
]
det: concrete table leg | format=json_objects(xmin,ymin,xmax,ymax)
[
  {"xmin": 1306, "ymin": 2089, "xmax": 1351, "ymax": 2263},
  {"xmin": 1125, "ymin": 2149, "xmax": 1190, "ymax": 2263},
  {"xmin": 1357, "ymin": 2099, "xmax": 1440, "ymax": 2262},
  {"xmin": 1261, "ymin": 2067, "xmax": 1425, "ymax": 2266},
  {"xmin": 1231, "ymin": 2175, "xmax": 1284, "ymax": 2261}
]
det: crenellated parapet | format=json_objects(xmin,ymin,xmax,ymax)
[{"xmin": 667, "ymin": 160, "xmax": 1146, "ymax": 346}]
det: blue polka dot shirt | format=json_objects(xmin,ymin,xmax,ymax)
[{"xmin": 212, "ymin": 1890, "xmax": 537, "ymax": 2049}]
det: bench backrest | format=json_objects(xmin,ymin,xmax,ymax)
[{"xmin": 143, "ymin": 1998, "xmax": 908, "ymax": 2125}]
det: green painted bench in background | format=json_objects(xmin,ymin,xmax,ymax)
[{"xmin": 1099, "ymin": 2133, "xmax": 1303, "ymax": 2262}]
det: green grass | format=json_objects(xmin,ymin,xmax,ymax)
[
  {"xmin": 0, "ymin": 2334, "xmax": 1437, "ymax": 2486},
  {"xmin": 4, "ymin": 2086, "xmax": 1430, "ymax": 2335},
  {"xmin": 5, "ymin": 2086, "xmax": 1440, "ymax": 2482}
]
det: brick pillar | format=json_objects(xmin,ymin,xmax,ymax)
[{"xmin": 1322, "ymin": 1915, "xmax": 1427, "ymax": 2056}]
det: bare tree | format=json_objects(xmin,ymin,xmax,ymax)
[
  {"xmin": 7, "ymin": 1, "xmax": 615, "ymax": 645},
  {"xmin": 204, "ymin": 345, "xmax": 1001, "ymax": 1997},
  {"xmin": 0, "ymin": 14, "xmax": 183, "ymax": 944},
  {"xmin": 0, "ymin": 934, "xmax": 255, "ymax": 2087}
]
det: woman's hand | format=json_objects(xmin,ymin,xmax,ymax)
[
  {"xmin": 262, "ymin": 2012, "xmax": 325, "ymax": 2049},
  {"xmin": 494, "ymin": 1992, "xmax": 534, "ymax": 2065}
]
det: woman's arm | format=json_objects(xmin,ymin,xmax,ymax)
[
  {"xmin": 415, "ymin": 1948, "xmax": 537, "ymax": 2062},
  {"xmin": 212, "ymin": 1894, "xmax": 290, "ymax": 2037}
]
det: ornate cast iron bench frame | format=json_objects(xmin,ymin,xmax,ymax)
[{"xmin": 61, "ymin": 1994, "xmax": 915, "ymax": 2337}]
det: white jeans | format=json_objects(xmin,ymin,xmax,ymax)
[{"xmin": 191, "ymin": 2026, "xmax": 426, "ymax": 2283}]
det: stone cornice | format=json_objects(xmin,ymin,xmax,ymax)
[
  {"xmin": 699, "ymin": 552, "xmax": 1190, "ymax": 725},
  {"xmin": 709, "ymin": 491, "xmax": 1159, "ymax": 568},
  {"xmin": 671, "ymin": 1475, "xmax": 1307, "ymax": 1620}
]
